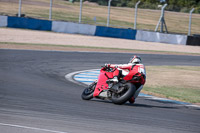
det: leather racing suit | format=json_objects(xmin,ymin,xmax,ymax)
[{"xmin": 108, "ymin": 63, "xmax": 146, "ymax": 100}]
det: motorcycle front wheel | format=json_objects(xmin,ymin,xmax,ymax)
[
  {"xmin": 111, "ymin": 83, "xmax": 136, "ymax": 105},
  {"xmin": 81, "ymin": 82, "xmax": 96, "ymax": 100}
]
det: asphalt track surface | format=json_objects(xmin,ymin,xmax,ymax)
[{"xmin": 0, "ymin": 49, "xmax": 200, "ymax": 133}]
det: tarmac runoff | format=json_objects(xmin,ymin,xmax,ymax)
[{"xmin": 65, "ymin": 69, "xmax": 200, "ymax": 109}]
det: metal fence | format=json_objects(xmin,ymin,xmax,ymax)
[{"xmin": 0, "ymin": 0, "xmax": 200, "ymax": 35}]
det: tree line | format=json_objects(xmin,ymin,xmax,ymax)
[{"xmin": 74, "ymin": 0, "xmax": 200, "ymax": 13}]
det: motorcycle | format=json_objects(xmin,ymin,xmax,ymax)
[{"xmin": 81, "ymin": 65, "xmax": 145, "ymax": 105}]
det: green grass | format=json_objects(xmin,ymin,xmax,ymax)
[
  {"xmin": 144, "ymin": 86, "xmax": 200, "ymax": 103},
  {"xmin": 144, "ymin": 66, "xmax": 200, "ymax": 104}
]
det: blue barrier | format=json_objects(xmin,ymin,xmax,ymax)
[
  {"xmin": 7, "ymin": 16, "xmax": 52, "ymax": 31},
  {"xmin": 95, "ymin": 26, "xmax": 137, "ymax": 40}
]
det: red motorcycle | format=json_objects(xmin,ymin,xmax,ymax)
[{"xmin": 81, "ymin": 64, "xmax": 145, "ymax": 105}]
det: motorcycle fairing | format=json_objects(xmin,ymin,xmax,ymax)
[{"xmin": 93, "ymin": 69, "xmax": 114, "ymax": 97}]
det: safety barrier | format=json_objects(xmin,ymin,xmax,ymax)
[
  {"xmin": 186, "ymin": 35, "xmax": 200, "ymax": 46},
  {"xmin": 7, "ymin": 16, "xmax": 52, "ymax": 31},
  {"xmin": 136, "ymin": 30, "xmax": 187, "ymax": 45},
  {"xmin": 0, "ymin": 15, "xmax": 197, "ymax": 46},
  {"xmin": 52, "ymin": 21, "xmax": 96, "ymax": 36},
  {"xmin": 0, "ymin": 16, "xmax": 7, "ymax": 27},
  {"xmin": 95, "ymin": 26, "xmax": 137, "ymax": 40}
]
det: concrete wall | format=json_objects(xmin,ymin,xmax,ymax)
[
  {"xmin": 52, "ymin": 21, "xmax": 96, "ymax": 35},
  {"xmin": 0, "ymin": 16, "xmax": 8, "ymax": 27},
  {"xmin": 136, "ymin": 30, "xmax": 187, "ymax": 45}
]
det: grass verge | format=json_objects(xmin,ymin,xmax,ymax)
[
  {"xmin": 143, "ymin": 86, "xmax": 200, "ymax": 103},
  {"xmin": 143, "ymin": 66, "xmax": 200, "ymax": 104}
]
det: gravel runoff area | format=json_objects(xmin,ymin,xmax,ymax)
[{"xmin": 0, "ymin": 28, "xmax": 200, "ymax": 55}]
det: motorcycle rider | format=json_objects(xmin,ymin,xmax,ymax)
[{"xmin": 105, "ymin": 55, "xmax": 146, "ymax": 103}]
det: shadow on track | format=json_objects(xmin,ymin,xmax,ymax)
[
  {"xmin": 87, "ymin": 99, "xmax": 179, "ymax": 109},
  {"xmin": 126, "ymin": 103, "xmax": 178, "ymax": 109}
]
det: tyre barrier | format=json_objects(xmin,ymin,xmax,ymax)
[{"xmin": 186, "ymin": 35, "xmax": 200, "ymax": 46}]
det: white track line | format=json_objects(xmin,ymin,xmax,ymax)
[{"xmin": 0, "ymin": 122, "xmax": 68, "ymax": 133}]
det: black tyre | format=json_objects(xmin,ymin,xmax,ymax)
[
  {"xmin": 111, "ymin": 83, "xmax": 136, "ymax": 105},
  {"xmin": 81, "ymin": 82, "xmax": 96, "ymax": 100}
]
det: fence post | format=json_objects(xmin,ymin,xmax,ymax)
[
  {"xmin": 160, "ymin": 4, "xmax": 167, "ymax": 33},
  {"xmin": 49, "ymin": 0, "xmax": 53, "ymax": 20},
  {"xmin": 18, "ymin": 0, "xmax": 22, "ymax": 17},
  {"xmin": 155, "ymin": 4, "xmax": 168, "ymax": 33},
  {"xmin": 134, "ymin": 1, "xmax": 140, "ymax": 29},
  {"xmin": 107, "ymin": 0, "xmax": 112, "ymax": 27},
  {"xmin": 79, "ymin": 0, "xmax": 83, "ymax": 23},
  {"xmin": 188, "ymin": 8, "xmax": 195, "ymax": 36}
]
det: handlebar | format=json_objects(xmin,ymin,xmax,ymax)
[{"xmin": 101, "ymin": 65, "xmax": 113, "ymax": 72}]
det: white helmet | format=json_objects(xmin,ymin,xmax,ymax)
[{"xmin": 129, "ymin": 55, "xmax": 141, "ymax": 64}]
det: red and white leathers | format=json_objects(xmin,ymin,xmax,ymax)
[{"xmin": 108, "ymin": 63, "xmax": 146, "ymax": 100}]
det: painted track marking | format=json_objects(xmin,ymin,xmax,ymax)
[{"xmin": 0, "ymin": 122, "xmax": 69, "ymax": 133}]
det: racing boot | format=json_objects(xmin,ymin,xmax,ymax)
[{"xmin": 129, "ymin": 96, "xmax": 135, "ymax": 104}]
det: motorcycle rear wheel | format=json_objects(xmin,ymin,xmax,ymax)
[
  {"xmin": 111, "ymin": 83, "xmax": 136, "ymax": 105},
  {"xmin": 81, "ymin": 82, "xmax": 96, "ymax": 100}
]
